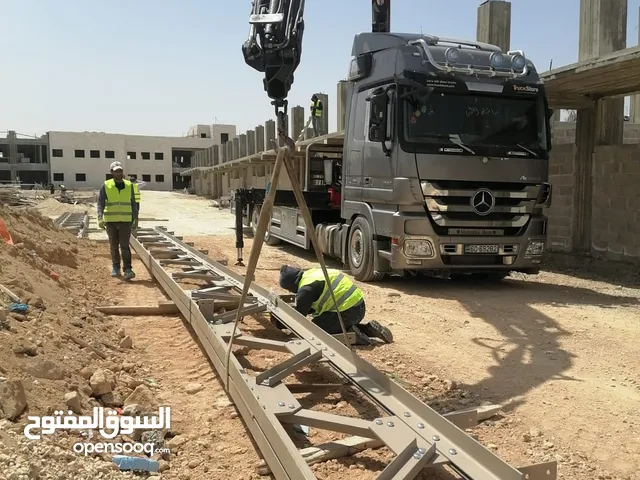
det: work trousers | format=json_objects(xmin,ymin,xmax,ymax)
[
  {"xmin": 311, "ymin": 300, "xmax": 365, "ymax": 334},
  {"xmin": 106, "ymin": 222, "xmax": 132, "ymax": 270},
  {"xmin": 311, "ymin": 116, "xmax": 322, "ymax": 137}
]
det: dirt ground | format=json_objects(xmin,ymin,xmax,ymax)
[{"xmin": 1, "ymin": 198, "xmax": 639, "ymax": 480}]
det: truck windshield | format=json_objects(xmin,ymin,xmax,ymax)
[{"xmin": 402, "ymin": 91, "xmax": 547, "ymax": 154}]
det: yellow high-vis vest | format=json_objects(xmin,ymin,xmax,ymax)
[
  {"xmin": 103, "ymin": 179, "xmax": 133, "ymax": 223},
  {"xmin": 298, "ymin": 269, "xmax": 363, "ymax": 317}
]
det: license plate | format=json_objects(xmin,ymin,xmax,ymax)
[
  {"xmin": 464, "ymin": 244, "xmax": 499, "ymax": 254},
  {"xmin": 448, "ymin": 228, "xmax": 504, "ymax": 236}
]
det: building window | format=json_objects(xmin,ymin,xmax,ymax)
[
  {"xmin": 90, "ymin": 150, "xmax": 100, "ymax": 158},
  {"xmin": 142, "ymin": 174, "xmax": 151, "ymax": 182},
  {"xmin": 105, "ymin": 150, "xmax": 115, "ymax": 159},
  {"xmin": 200, "ymin": 133, "xmax": 207, "ymax": 138},
  {"xmin": 154, "ymin": 152, "xmax": 164, "ymax": 160},
  {"xmin": 52, "ymin": 149, "xmax": 63, "ymax": 157},
  {"xmin": 53, "ymin": 173, "xmax": 64, "ymax": 182},
  {"xmin": 76, "ymin": 173, "xmax": 87, "ymax": 182},
  {"xmin": 74, "ymin": 149, "xmax": 85, "ymax": 158},
  {"xmin": 127, "ymin": 152, "xmax": 136, "ymax": 160},
  {"xmin": 221, "ymin": 133, "xmax": 229, "ymax": 144},
  {"xmin": 155, "ymin": 174, "xmax": 164, "ymax": 182},
  {"xmin": 141, "ymin": 152, "xmax": 150, "ymax": 160}
]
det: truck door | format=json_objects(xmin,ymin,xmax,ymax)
[{"xmin": 362, "ymin": 88, "xmax": 395, "ymax": 205}]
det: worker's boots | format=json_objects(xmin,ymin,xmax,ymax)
[
  {"xmin": 123, "ymin": 269, "xmax": 136, "ymax": 280},
  {"xmin": 358, "ymin": 320, "xmax": 393, "ymax": 344},
  {"xmin": 111, "ymin": 267, "xmax": 121, "ymax": 277}
]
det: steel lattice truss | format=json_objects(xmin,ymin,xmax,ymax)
[{"xmin": 131, "ymin": 226, "xmax": 557, "ymax": 480}]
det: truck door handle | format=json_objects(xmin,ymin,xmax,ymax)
[{"xmin": 363, "ymin": 177, "xmax": 372, "ymax": 186}]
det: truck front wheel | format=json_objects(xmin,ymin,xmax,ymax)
[
  {"xmin": 348, "ymin": 217, "xmax": 384, "ymax": 282},
  {"xmin": 252, "ymin": 205, "xmax": 281, "ymax": 246}
]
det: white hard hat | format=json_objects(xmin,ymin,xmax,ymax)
[{"xmin": 109, "ymin": 161, "xmax": 123, "ymax": 172}]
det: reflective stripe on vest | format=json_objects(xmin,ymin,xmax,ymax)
[
  {"xmin": 298, "ymin": 269, "xmax": 363, "ymax": 317},
  {"xmin": 132, "ymin": 183, "xmax": 140, "ymax": 203},
  {"xmin": 103, "ymin": 179, "xmax": 133, "ymax": 223},
  {"xmin": 312, "ymin": 99, "xmax": 322, "ymax": 117}
]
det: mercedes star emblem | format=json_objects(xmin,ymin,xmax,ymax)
[{"xmin": 471, "ymin": 189, "xmax": 495, "ymax": 216}]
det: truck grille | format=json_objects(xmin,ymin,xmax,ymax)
[{"xmin": 421, "ymin": 180, "xmax": 543, "ymax": 236}]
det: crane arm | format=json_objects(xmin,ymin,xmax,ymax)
[{"xmin": 242, "ymin": 0, "xmax": 390, "ymax": 136}]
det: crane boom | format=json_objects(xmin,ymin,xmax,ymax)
[{"xmin": 242, "ymin": 0, "xmax": 391, "ymax": 114}]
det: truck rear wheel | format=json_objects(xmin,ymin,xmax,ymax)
[
  {"xmin": 252, "ymin": 205, "xmax": 281, "ymax": 246},
  {"xmin": 348, "ymin": 217, "xmax": 384, "ymax": 282}
]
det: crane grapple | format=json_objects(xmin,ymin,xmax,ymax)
[{"xmin": 242, "ymin": 0, "xmax": 306, "ymax": 110}]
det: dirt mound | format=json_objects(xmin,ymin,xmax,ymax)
[
  {"xmin": 0, "ymin": 205, "xmax": 146, "ymax": 478},
  {"xmin": 34, "ymin": 197, "xmax": 92, "ymax": 218}
]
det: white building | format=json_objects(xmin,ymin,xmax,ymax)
[
  {"xmin": 47, "ymin": 124, "xmax": 236, "ymax": 191},
  {"xmin": 187, "ymin": 124, "xmax": 236, "ymax": 145}
]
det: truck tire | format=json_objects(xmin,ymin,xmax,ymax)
[
  {"xmin": 252, "ymin": 205, "xmax": 281, "ymax": 246},
  {"xmin": 348, "ymin": 216, "xmax": 384, "ymax": 282}
]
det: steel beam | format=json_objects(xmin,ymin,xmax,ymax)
[{"xmin": 130, "ymin": 226, "xmax": 557, "ymax": 480}]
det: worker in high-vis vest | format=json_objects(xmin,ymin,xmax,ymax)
[
  {"xmin": 278, "ymin": 265, "xmax": 393, "ymax": 345},
  {"xmin": 129, "ymin": 175, "xmax": 141, "ymax": 205},
  {"xmin": 97, "ymin": 161, "xmax": 139, "ymax": 280},
  {"xmin": 310, "ymin": 94, "xmax": 323, "ymax": 137}
]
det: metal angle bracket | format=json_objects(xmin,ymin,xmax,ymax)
[
  {"xmin": 256, "ymin": 348, "xmax": 323, "ymax": 387},
  {"xmin": 517, "ymin": 461, "xmax": 557, "ymax": 480}
]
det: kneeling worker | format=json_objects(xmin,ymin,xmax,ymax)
[{"xmin": 278, "ymin": 265, "xmax": 393, "ymax": 344}]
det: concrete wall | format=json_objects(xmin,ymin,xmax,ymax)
[
  {"xmin": 553, "ymin": 121, "xmax": 640, "ymax": 145},
  {"xmin": 591, "ymin": 145, "xmax": 640, "ymax": 260},
  {"xmin": 548, "ymin": 128, "xmax": 640, "ymax": 264},
  {"xmin": 49, "ymin": 131, "xmax": 213, "ymax": 190}
]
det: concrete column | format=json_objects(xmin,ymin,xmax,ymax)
[
  {"xmin": 232, "ymin": 137, "xmax": 240, "ymax": 160},
  {"xmin": 571, "ymin": 0, "xmax": 627, "ymax": 254},
  {"xmin": 239, "ymin": 134, "xmax": 247, "ymax": 158},
  {"xmin": 255, "ymin": 125, "xmax": 265, "ymax": 152},
  {"xmin": 227, "ymin": 141, "xmax": 233, "ymax": 162},
  {"xmin": 476, "ymin": 0, "xmax": 511, "ymax": 52},
  {"xmin": 579, "ymin": 0, "xmax": 626, "ymax": 144},
  {"xmin": 265, "ymin": 120, "xmax": 276, "ymax": 148},
  {"xmin": 316, "ymin": 93, "xmax": 329, "ymax": 136},
  {"xmin": 337, "ymin": 81, "xmax": 349, "ymax": 132},
  {"xmin": 305, "ymin": 127, "xmax": 314, "ymax": 140},
  {"xmin": 221, "ymin": 142, "xmax": 227, "ymax": 163},
  {"xmin": 630, "ymin": 7, "xmax": 640, "ymax": 123},
  {"xmin": 247, "ymin": 130, "xmax": 256, "ymax": 155},
  {"xmin": 291, "ymin": 106, "xmax": 305, "ymax": 141},
  {"xmin": 212, "ymin": 145, "xmax": 219, "ymax": 165}
]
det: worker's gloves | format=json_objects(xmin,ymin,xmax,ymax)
[
  {"xmin": 98, "ymin": 218, "xmax": 105, "ymax": 230},
  {"xmin": 132, "ymin": 220, "xmax": 138, "ymax": 231}
]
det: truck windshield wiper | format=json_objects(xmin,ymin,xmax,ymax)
[
  {"xmin": 515, "ymin": 144, "xmax": 538, "ymax": 157},
  {"xmin": 417, "ymin": 134, "xmax": 476, "ymax": 155}
]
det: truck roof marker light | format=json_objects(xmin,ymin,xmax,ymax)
[
  {"xmin": 444, "ymin": 47, "xmax": 460, "ymax": 64},
  {"xmin": 510, "ymin": 53, "xmax": 526, "ymax": 72},
  {"xmin": 489, "ymin": 52, "xmax": 504, "ymax": 69}
]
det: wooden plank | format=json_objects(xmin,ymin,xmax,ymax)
[{"xmin": 95, "ymin": 303, "xmax": 180, "ymax": 315}]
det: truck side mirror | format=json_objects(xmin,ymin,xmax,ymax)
[{"xmin": 368, "ymin": 92, "xmax": 388, "ymax": 142}]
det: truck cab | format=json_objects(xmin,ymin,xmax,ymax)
[{"xmin": 325, "ymin": 32, "xmax": 553, "ymax": 281}]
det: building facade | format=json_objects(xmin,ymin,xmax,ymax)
[
  {"xmin": 0, "ymin": 131, "xmax": 50, "ymax": 185},
  {"xmin": 47, "ymin": 124, "xmax": 235, "ymax": 191}
]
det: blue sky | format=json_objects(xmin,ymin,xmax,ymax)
[{"xmin": 3, "ymin": 0, "xmax": 639, "ymax": 137}]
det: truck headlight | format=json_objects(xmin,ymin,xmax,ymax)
[
  {"xmin": 525, "ymin": 241, "xmax": 545, "ymax": 256},
  {"xmin": 403, "ymin": 239, "xmax": 434, "ymax": 258}
]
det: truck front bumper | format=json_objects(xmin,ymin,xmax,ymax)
[{"xmin": 386, "ymin": 218, "xmax": 547, "ymax": 273}]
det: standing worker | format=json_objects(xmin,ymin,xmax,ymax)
[
  {"xmin": 278, "ymin": 265, "xmax": 393, "ymax": 345},
  {"xmin": 97, "ymin": 161, "xmax": 139, "ymax": 279},
  {"xmin": 310, "ymin": 94, "xmax": 323, "ymax": 137}
]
